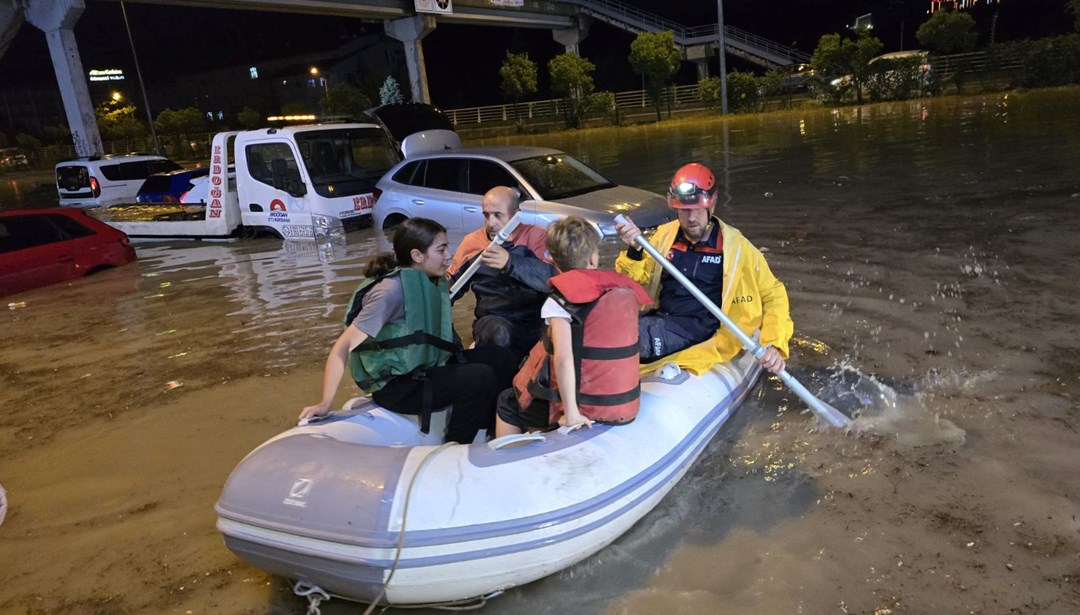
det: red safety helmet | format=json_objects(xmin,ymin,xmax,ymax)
[{"xmin": 667, "ymin": 163, "xmax": 718, "ymax": 210}]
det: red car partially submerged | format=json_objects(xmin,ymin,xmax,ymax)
[{"xmin": 0, "ymin": 208, "xmax": 137, "ymax": 298}]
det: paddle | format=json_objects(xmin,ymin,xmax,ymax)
[
  {"xmin": 449, "ymin": 213, "xmax": 523, "ymax": 300},
  {"xmin": 614, "ymin": 214, "xmax": 851, "ymax": 428}
]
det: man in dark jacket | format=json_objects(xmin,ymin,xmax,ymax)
[{"xmin": 447, "ymin": 186, "xmax": 557, "ymax": 362}]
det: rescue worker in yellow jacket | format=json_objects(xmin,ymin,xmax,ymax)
[{"xmin": 615, "ymin": 162, "xmax": 793, "ymax": 375}]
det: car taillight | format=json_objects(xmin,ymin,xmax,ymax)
[
  {"xmin": 179, "ymin": 190, "xmax": 190, "ymax": 202},
  {"xmin": 90, "ymin": 176, "xmax": 101, "ymax": 198},
  {"xmin": 372, "ymin": 187, "xmax": 383, "ymax": 205}
]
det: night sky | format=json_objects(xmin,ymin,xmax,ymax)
[{"xmin": 0, "ymin": 0, "xmax": 1073, "ymax": 109}]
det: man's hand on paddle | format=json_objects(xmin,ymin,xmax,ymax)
[
  {"xmin": 756, "ymin": 346, "xmax": 786, "ymax": 374},
  {"xmin": 480, "ymin": 243, "xmax": 510, "ymax": 271},
  {"xmin": 615, "ymin": 215, "xmax": 642, "ymax": 248}
]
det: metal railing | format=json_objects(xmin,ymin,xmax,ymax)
[
  {"xmin": 560, "ymin": 0, "xmax": 810, "ymax": 66},
  {"xmin": 932, "ymin": 49, "xmax": 1024, "ymax": 80},
  {"xmin": 444, "ymin": 83, "xmax": 705, "ymax": 126}
]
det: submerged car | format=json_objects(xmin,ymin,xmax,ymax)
[
  {"xmin": 136, "ymin": 168, "xmax": 209, "ymax": 203},
  {"xmin": 0, "ymin": 208, "xmax": 137, "ymax": 297},
  {"xmin": 373, "ymin": 145, "xmax": 672, "ymax": 237},
  {"xmin": 55, "ymin": 154, "xmax": 182, "ymax": 207}
]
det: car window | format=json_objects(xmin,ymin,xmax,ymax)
[
  {"xmin": 467, "ymin": 160, "xmax": 519, "ymax": 196},
  {"xmin": 99, "ymin": 164, "xmax": 122, "ymax": 181},
  {"xmin": 56, "ymin": 165, "xmax": 90, "ymax": 189},
  {"xmin": 148, "ymin": 160, "xmax": 182, "ymax": 174},
  {"xmin": 510, "ymin": 154, "xmax": 615, "ymax": 201},
  {"xmin": 139, "ymin": 175, "xmax": 175, "ymax": 194},
  {"xmin": 246, "ymin": 142, "xmax": 297, "ymax": 186},
  {"xmin": 392, "ymin": 161, "xmax": 422, "ymax": 185},
  {"xmin": 46, "ymin": 214, "xmax": 95, "ymax": 240},
  {"xmin": 422, "ymin": 158, "xmax": 465, "ymax": 192},
  {"xmin": 0, "ymin": 214, "xmax": 68, "ymax": 253}
]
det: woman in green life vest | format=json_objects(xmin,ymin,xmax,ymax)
[{"xmin": 300, "ymin": 217, "xmax": 513, "ymax": 444}]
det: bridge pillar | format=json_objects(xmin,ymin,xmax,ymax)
[
  {"xmin": 695, "ymin": 59, "xmax": 709, "ymax": 81},
  {"xmin": 23, "ymin": 0, "xmax": 102, "ymax": 157},
  {"xmin": 552, "ymin": 16, "xmax": 590, "ymax": 55},
  {"xmin": 385, "ymin": 15, "xmax": 435, "ymax": 105}
]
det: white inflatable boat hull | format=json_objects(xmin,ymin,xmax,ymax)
[{"xmin": 216, "ymin": 351, "xmax": 761, "ymax": 605}]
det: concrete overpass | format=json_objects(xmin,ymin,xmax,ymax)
[{"xmin": 6, "ymin": 0, "xmax": 805, "ymax": 157}]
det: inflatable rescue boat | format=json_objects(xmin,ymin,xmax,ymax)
[{"xmin": 215, "ymin": 350, "xmax": 762, "ymax": 607}]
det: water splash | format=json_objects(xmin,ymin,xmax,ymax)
[{"xmin": 816, "ymin": 362, "xmax": 966, "ymax": 448}]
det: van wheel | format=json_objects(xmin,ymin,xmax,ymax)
[{"xmin": 383, "ymin": 214, "xmax": 407, "ymax": 231}]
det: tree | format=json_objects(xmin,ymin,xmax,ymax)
[
  {"xmin": 548, "ymin": 52, "xmax": 595, "ymax": 129},
  {"xmin": 95, "ymin": 102, "xmax": 148, "ymax": 142},
  {"xmin": 321, "ymin": 83, "xmax": 373, "ymax": 119},
  {"xmin": 629, "ymin": 31, "xmax": 682, "ymax": 122},
  {"xmin": 1070, "ymin": 0, "xmax": 1080, "ymax": 32},
  {"xmin": 499, "ymin": 51, "xmax": 538, "ymax": 121},
  {"xmin": 698, "ymin": 76, "xmax": 722, "ymax": 111},
  {"xmin": 154, "ymin": 108, "xmax": 208, "ymax": 158},
  {"xmin": 726, "ymin": 71, "xmax": 762, "ymax": 112},
  {"xmin": 916, "ymin": 10, "xmax": 978, "ymax": 55},
  {"xmin": 810, "ymin": 30, "xmax": 882, "ymax": 105},
  {"xmin": 379, "ymin": 76, "xmax": 404, "ymax": 105},
  {"xmin": 281, "ymin": 102, "xmax": 310, "ymax": 115},
  {"xmin": 237, "ymin": 107, "xmax": 262, "ymax": 129}
]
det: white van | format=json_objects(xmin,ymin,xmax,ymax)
[{"xmin": 55, "ymin": 154, "xmax": 182, "ymax": 207}]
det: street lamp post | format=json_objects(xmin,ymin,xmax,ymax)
[
  {"xmin": 716, "ymin": 0, "xmax": 728, "ymax": 115},
  {"xmin": 121, "ymin": 1, "xmax": 161, "ymax": 155}
]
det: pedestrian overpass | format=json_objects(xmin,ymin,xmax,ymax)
[{"xmin": 5, "ymin": 0, "xmax": 807, "ymax": 157}]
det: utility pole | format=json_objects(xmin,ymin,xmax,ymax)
[
  {"xmin": 717, "ymin": 0, "xmax": 728, "ymax": 115},
  {"xmin": 121, "ymin": 2, "xmax": 160, "ymax": 155}
]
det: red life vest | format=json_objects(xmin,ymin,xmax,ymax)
[{"xmin": 513, "ymin": 269, "xmax": 653, "ymax": 425}]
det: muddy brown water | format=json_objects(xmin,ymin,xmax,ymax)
[{"xmin": 2, "ymin": 88, "xmax": 1079, "ymax": 614}]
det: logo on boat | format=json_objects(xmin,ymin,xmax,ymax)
[{"xmin": 283, "ymin": 478, "xmax": 313, "ymax": 508}]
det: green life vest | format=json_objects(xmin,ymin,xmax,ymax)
[{"xmin": 344, "ymin": 267, "xmax": 458, "ymax": 393}]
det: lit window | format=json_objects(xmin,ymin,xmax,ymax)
[{"xmin": 249, "ymin": 67, "xmax": 259, "ymax": 79}]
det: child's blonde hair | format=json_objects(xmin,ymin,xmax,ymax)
[{"xmin": 545, "ymin": 216, "xmax": 600, "ymax": 271}]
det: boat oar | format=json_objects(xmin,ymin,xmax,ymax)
[
  {"xmin": 449, "ymin": 213, "xmax": 523, "ymax": 300},
  {"xmin": 614, "ymin": 214, "xmax": 851, "ymax": 428}
]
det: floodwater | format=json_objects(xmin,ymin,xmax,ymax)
[{"xmin": 2, "ymin": 87, "xmax": 1080, "ymax": 614}]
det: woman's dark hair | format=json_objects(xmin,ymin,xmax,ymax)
[{"xmin": 364, "ymin": 217, "xmax": 447, "ymax": 278}]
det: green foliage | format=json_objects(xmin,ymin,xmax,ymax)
[
  {"xmin": 321, "ymin": 83, "xmax": 373, "ymax": 119},
  {"xmin": 726, "ymin": 71, "xmax": 762, "ymax": 112},
  {"xmin": 629, "ymin": 31, "xmax": 681, "ymax": 121},
  {"xmin": 154, "ymin": 108, "xmax": 208, "ymax": 158},
  {"xmin": 587, "ymin": 91, "xmax": 619, "ymax": 125},
  {"xmin": 43, "ymin": 125, "xmax": 71, "ymax": 145},
  {"xmin": 865, "ymin": 55, "xmax": 928, "ymax": 102},
  {"xmin": 917, "ymin": 10, "xmax": 978, "ymax": 55},
  {"xmin": 15, "ymin": 133, "xmax": 40, "ymax": 153},
  {"xmin": 500, "ymin": 52, "xmax": 538, "ymax": 104},
  {"xmin": 698, "ymin": 76, "xmax": 722, "ymax": 110},
  {"xmin": 237, "ymin": 107, "xmax": 262, "ymax": 130},
  {"xmin": 1000, "ymin": 34, "xmax": 1080, "ymax": 88},
  {"xmin": 95, "ymin": 102, "xmax": 148, "ymax": 142},
  {"xmin": 811, "ymin": 31, "xmax": 883, "ymax": 104},
  {"xmin": 548, "ymin": 53, "xmax": 595, "ymax": 129},
  {"xmin": 379, "ymin": 76, "xmax": 404, "ymax": 105},
  {"xmin": 281, "ymin": 102, "xmax": 310, "ymax": 115}
]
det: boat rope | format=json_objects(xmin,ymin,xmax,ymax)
[
  {"xmin": 362, "ymin": 442, "xmax": 455, "ymax": 615},
  {"xmin": 294, "ymin": 580, "xmax": 331, "ymax": 615}
]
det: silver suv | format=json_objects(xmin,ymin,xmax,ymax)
[{"xmin": 56, "ymin": 154, "xmax": 182, "ymax": 207}]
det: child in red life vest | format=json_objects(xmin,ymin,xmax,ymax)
[{"xmin": 494, "ymin": 216, "xmax": 653, "ymax": 437}]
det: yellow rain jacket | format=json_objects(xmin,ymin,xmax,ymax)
[{"xmin": 615, "ymin": 218, "xmax": 794, "ymax": 375}]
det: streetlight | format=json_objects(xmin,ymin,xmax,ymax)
[
  {"xmin": 111, "ymin": 91, "xmax": 123, "ymax": 103},
  {"xmin": 310, "ymin": 67, "xmax": 329, "ymax": 95}
]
